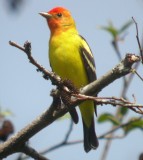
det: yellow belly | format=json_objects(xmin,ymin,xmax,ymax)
[
  {"xmin": 49, "ymin": 32, "xmax": 94, "ymax": 127},
  {"xmin": 49, "ymin": 35, "xmax": 88, "ymax": 88}
]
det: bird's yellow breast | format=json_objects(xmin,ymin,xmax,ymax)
[
  {"xmin": 49, "ymin": 31, "xmax": 88, "ymax": 88},
  {"xmin": 49, "ymin": 30, "xmax": 95, "ymax": 127}
]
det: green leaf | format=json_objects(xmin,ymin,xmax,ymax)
[
  {"xmin": 99, "ymin": 20, "xmax": 133, "ymax": 39},
  {"xmin": 98, "ymin": 113, "xmax": 120, "ymax": 125},
  {"xmin": 118, "ymin": 107, "xmax": 128, "ymax": 117},
  {"xmin": 99, "ymin": 23, "xmax": 118, "ymax": 38},
  {"xmin": 123, "ymin": 118, "xmax": 143, "ymax": 135},
  {"xmin": 118, "ymin": 20, "xmax": 133, "ymax": 34}
]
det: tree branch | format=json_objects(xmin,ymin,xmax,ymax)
[
  {"xmin": 0, "ymin": 41, "xmax": 140, "ymax": 159},
  {"xmin": 73, "ymin": 95, "xmax": 143, "ymax": 114},
  {"xmin": 20, "ymin": 116, "xmax": 143, "ymax": 159},
  {"xmin": 101, "ymin": 18, "xmax": 143, "ymax": 160},
  {"xmin": 81, "ymin": 53, "xmax": 140, "ymax": 96},
  {"xmin": 22, "ymin": 145, "xmax": 49, "ymax": 160},
  {"xmin": 132, "ymin": 17, "xmax": 143, "ymax": 63}
]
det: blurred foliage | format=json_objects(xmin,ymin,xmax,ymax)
[
  {"xmin": 123, "ymin": 117, "xmax": 143, "ymax": 135},
  {"xmin": 0, "ymin": 120, "xmax": 14, "ymax": 141},
  {"xmin": 4, "ymin": 0, "xmax": 25, "ymax": 12},
  {"xmin": 99, "ymin": 20, "xmax": 133, "ymax": 40},
  {"xmin": 99, "ymin": 20, "xmax": 133, "ymax": 61},
  {"xmin": 139, "ymin": 153, "xmax": 143, "ymax": 160},
  {"xmin": 0, "ymin": 107, "xmax": 14, "ymax": 141},
  {"xmin": 0, "ymin": 108, "xmax": 13, "ymax": 119},
  {"xmin": 98, "ymin": 113, "xmax": 120, "ymax": 125},
  {"xmin": 98, "ymin": 112, "xmax": 143, "ymax": 136},
  {"xmin": 117, "ymin": 107, "xmax": 129, "ymax": 120}
]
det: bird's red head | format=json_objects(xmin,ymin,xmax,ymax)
[{"xmin": 39, "ymin": 7, "xmax": 76, "ymax": 34}]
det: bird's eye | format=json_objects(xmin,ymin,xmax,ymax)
[{"xmin": 57, "ymin": 13, "xmax": 62, "ymax": 17}]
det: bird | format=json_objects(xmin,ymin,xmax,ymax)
[{"xmin": 39, "ymin": 7, "xmax": 99, "ymax": 152}]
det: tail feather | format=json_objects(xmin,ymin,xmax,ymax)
[
  {"xmin": 82, "ymin": 118, "xmax": 99, "ymax": 152},
  {"xmin": 94, "ymin": 103, "xmax": 97, "ymax": 117},
  {"xmin": 69, "ymin": 108, "xmax": 79, "ymax": 124}
]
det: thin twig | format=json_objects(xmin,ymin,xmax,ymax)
[
  {"xmin": 133, "ymin": 69, "xmax": 143, "ymax": 81},
  {"xmin": 99, "ymin": 116, "xmax": 143, "ymax": 139},
  {"xmin": 103, "ymin": 135, "xmax": 126, "ymax": 139},
  {"xmin": 21, "ymin": 116, "xmax": 143, "ymax": 159},
  {"xmin": 22, "ymin": 145, "xmax": 49, "ymax": 160},
  {"xmin": 73, "ymin": 95, "xmax": 143, "ymax": 114},
  {"xmin": 100, "ymin": 18, "xmax": 142, "ymax": 160},
  {"xmin": 112, "ymin": 40, "xmax": 122, "ymax": 61},
  {"xmin": 64, "ymin": 119, "xmax": 74, "ymax": 142},
  {"xmin": 9, "ymin": 41, "xmax": 61, "ymax": 84},
  {"xmin": 132, "ymin": 17, "xmax": 143, "ymax": 63},
  {"xmin": 9, "ymin": 41, "xmax": 25, "ymax": 52}
]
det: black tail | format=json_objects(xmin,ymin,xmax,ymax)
[
  {"xmin": 82, "ymin": 118, "xmax": 99, "ymax": 152},
  {"xmin": 69, "ymin": 108, "xmax": 79, "ymax": 124}
]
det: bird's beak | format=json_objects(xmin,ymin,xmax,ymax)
[{"xmin": 39, "ymin": 12, "xmax": 52, "ymax": 18}]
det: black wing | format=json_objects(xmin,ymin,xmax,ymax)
[
  {"xmin": 79, "ymin": 35, "xmax": 97, "ymax": 116},
  {"xmin": 79, "ymin": 36, "xmax": 97, "ymax": 82}
]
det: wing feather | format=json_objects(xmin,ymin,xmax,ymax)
[
  {"xmin": 79, "ymin": 36, "xmax": 97, "ymax": 82},
  {"xmin": 79, "ymin": 35, "xmax": 97, "ymax": 116}
]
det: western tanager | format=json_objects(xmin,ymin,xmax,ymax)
[{"xmin": 39, "ymin": 7, "xmax": 99, "ymax": 152}]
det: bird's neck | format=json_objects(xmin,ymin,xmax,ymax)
[{"xmin": 50, "ymin": 25, "xmax": 78, "ymax": 36}]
